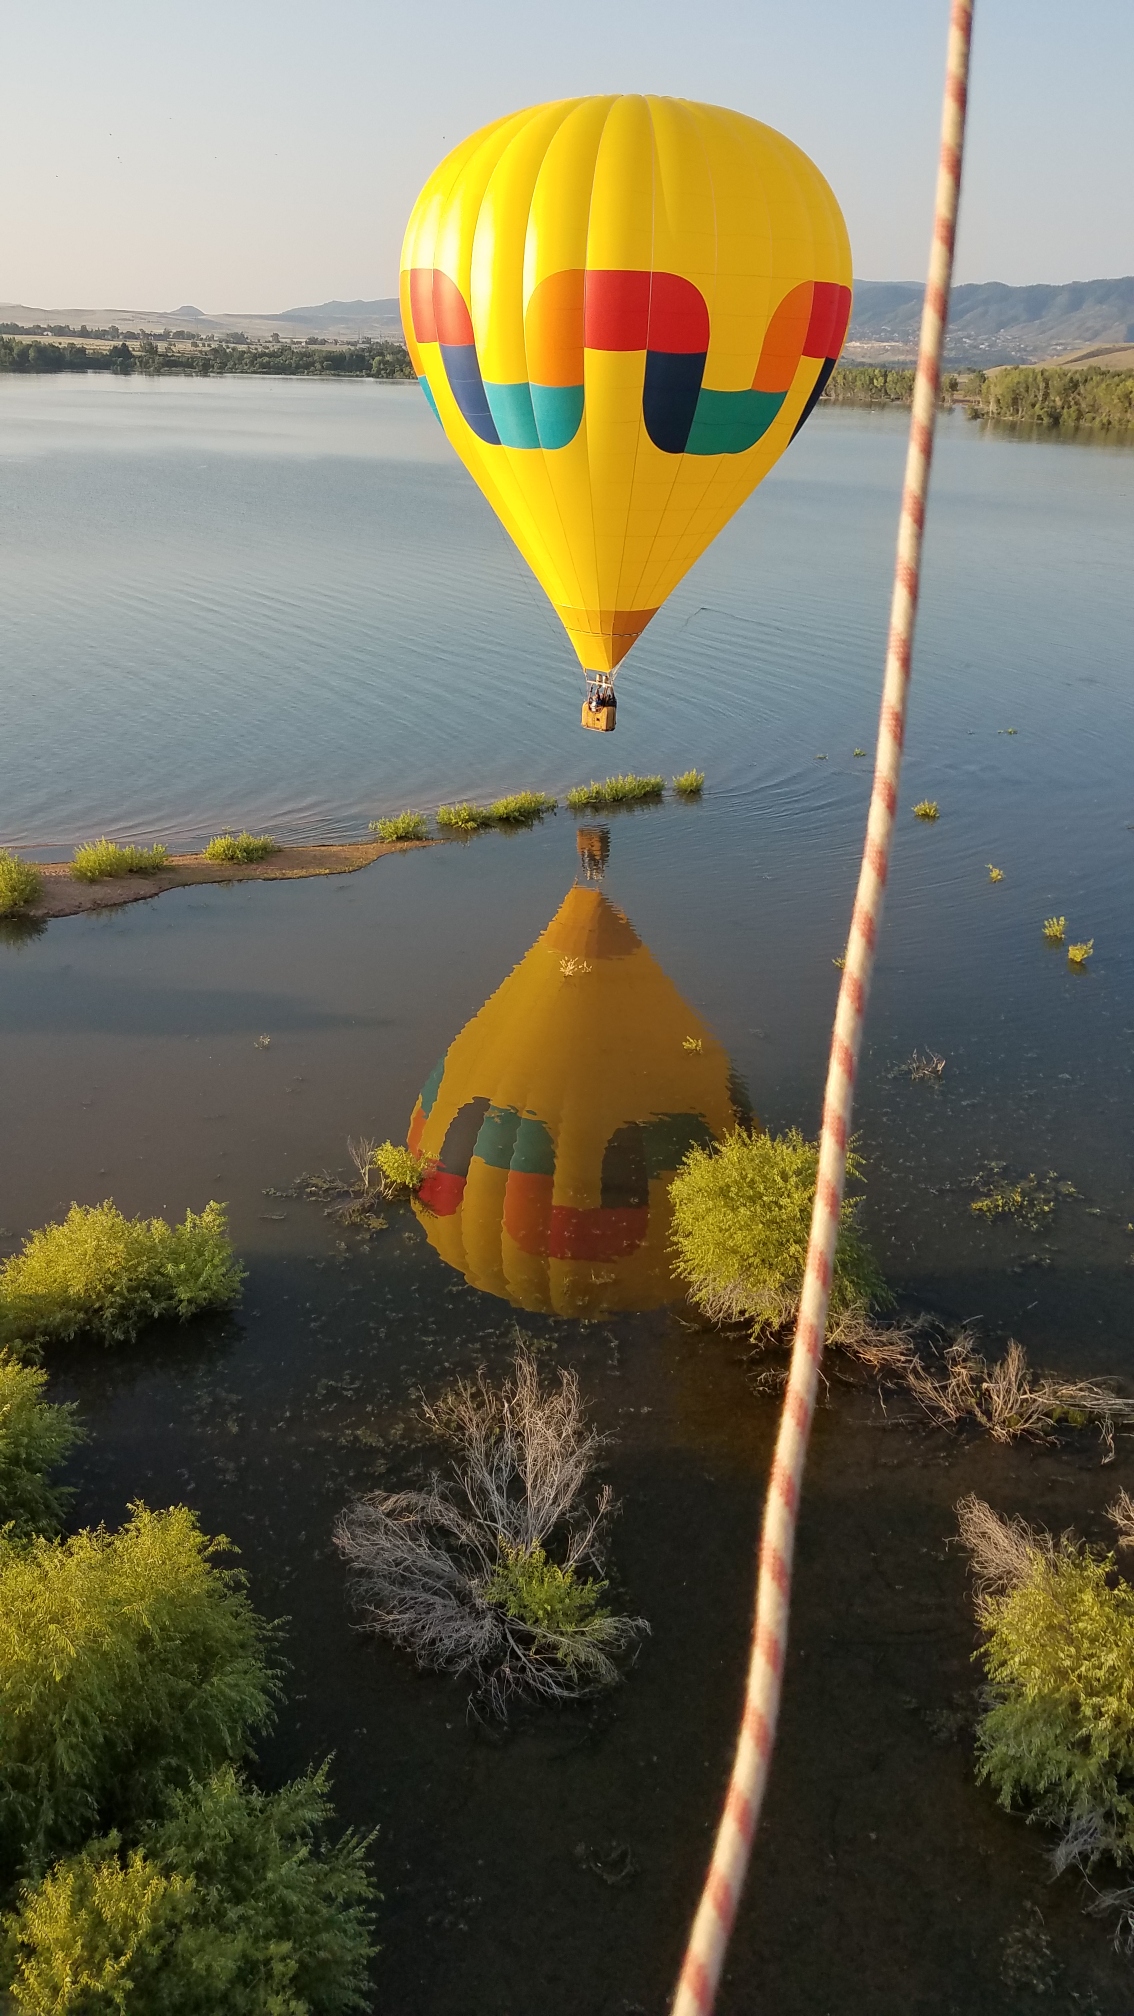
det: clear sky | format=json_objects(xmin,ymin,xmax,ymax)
[{"xmin": 3, "ymin": 0, "xmax": 1131, "ymax": 313}]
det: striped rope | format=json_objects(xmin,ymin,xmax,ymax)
[{"xmin": 672, "ymin": 6, "xmax": 975, "ymax": 2010}]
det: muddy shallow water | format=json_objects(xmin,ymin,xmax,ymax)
[{"xmin": 1, "ymin": 380, "xmax": 1133, "ymax": 2010}]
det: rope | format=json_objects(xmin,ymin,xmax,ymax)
[{"xmin": 672, "ymin": 6, "xmax": 975, "ymax": 2009}]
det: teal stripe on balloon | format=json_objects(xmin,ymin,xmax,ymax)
[
  {"xmin": 510, "ymin": 1115, "xmax": 556, "ymax": 1177},
  {"xmin": 531, "ymin": 383, "xmax": 585, "ymax": 450},
  {"xmin": 685, "ymin": 388, "xmax": 785, "ymax": 456},
  {"xmin": 419, "ymin": 378, "xmax": 442, "ymax": 423},
  {"xmin": 484, "ymin": 381, "xmax": 540, "ymax": 449}
]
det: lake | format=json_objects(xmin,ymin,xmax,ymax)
[{"xmin": 1, "ymin": 375, "xmax": 1133, "ymax": 2011}]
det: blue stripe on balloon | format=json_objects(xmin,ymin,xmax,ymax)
[
  {"xmin": 643, "ymin": 349, "xmax": 707, "ymax": 454},
  {"xmin": 439, "ymin": 343, "xmax": 500, "ymax": 444}
]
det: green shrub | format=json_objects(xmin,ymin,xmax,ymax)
[
  {"xmin": 70, "ymin": 842, "xmax": 169, "ymax": 883},
  {"xmin": 483, "ymin": 1543, "xmax": 604, "ymax": 1642},
  {"xmin": 669, "ymin": 1126, "xmax": 889, "ymax": 1336},
  {"xmin": 0, "ymin": 1354, "xmax": 81, "ymax": 1540},
  {"xmin": 0, "ymin": 1504, "xmax": 280, "ymax": 1878},
  {"xmin": 436, "ymin": 803, "xmax": 493, "ymax": 832},
  {"xmin": 0, "ymin": 1201, "xmax": 245, "ymax": 1354},
  {"xmin": 0, "ymin": 854, "xmax": 42, "ymax": 917},
  {"xmin": 201, "ymin": 833, "xmax": 277, "ymax": 864},
  {"xmin": 1, "ymin": 1765, "xmax": 377, "ymax": 2015},
  {"xmin": 369, "ymin": 812, "xmax": 428, "ymax": 843},
  {"xmin": 912, "ymin": 800, "xmax": 939, "ymax": 823},
  {"xmin": 565, "ymin": 775, "xmax": 664, "ymax": 810},
  {"xmin": 367, "ymin": 1142, "xmax": 428, "ymax": 1198},
  {"xmin": 672, "ymin": 771, "xmax": 705, "ymax": 798},
  {"xmin": 486, "ymin": 792, "xmax": 556, "ymax": 825},
  {"xmin": 960, "ymin": 1503, "xmax": 1134, "ymax": 1847}
]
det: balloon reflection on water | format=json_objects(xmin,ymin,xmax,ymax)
[{"xmin": 406, "ymin": 873, "xmax": 745, "ymax": 1316}]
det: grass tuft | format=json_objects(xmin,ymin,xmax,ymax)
[
  {"xmin": 369, "ymin": 811, "xmax": 428, "ymax": 843},
  {"xmin": 1068, "ymin": 939, "xmax": 1094, "ymax": 967},
  {"xmin": 912, "ymin": 800, "xmax": 940, "ymax": 822},
  {"xmin": 566, "ymin": 775, "xmax": 665, "ymax": 811},
  {"xmin": 70, "ymin": 840, "xmax": 169, "ymax": 883},
  {"xmin": 202, "ymin": 832, "xmax": 278, "ymax": 863},
  {"xmin": 0, "ymin": 853, "xmax": 42, "ymax": 916},
  {"xmin": 0, "ymin": 1201, "xmax": 245, "ymax": 1355},
  {"xmin": 669, "ymin": 1126, "xmax": 890, "ymax": 1340},
  {"xmin": 672, "ymin": 771, "xmax": 705, "ymax": 798},
  {"xmin": 988, "ymin": 865, "xmax": 1004, "ymax": 882},
  {"xmin": 487, "ymin": 791, "xmax": 557, "ymax": 824},
  {"xmin": 1043, "ymin": 916, "xmax": 1066, "ymax": 943},
  {"xmin": 436, "ymin": 803, "xmax": 494, "ymax": 832}
]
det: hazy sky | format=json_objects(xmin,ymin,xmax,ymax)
[{"xmin": 3, "ymin": 0, "xmax": 1131, "ymax": 312}]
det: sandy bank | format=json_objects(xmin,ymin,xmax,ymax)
[{"xmin": 28, "ymin": 839, "xmax": 434, "ymax": 921}]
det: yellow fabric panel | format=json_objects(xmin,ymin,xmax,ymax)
[
  {"xmin": 410, "ymin": 885, "xmax": 741, "ymax": 1317},
  {"xmin": 401, "ymin": 95, "xmax": 852, "ymax": 685}
]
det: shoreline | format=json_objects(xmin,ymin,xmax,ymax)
[{"xmin": 24, "ymin": 838, "xmax": 435, "ymax": 922}]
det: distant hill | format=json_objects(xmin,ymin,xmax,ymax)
[
  {"xmin": 846, "ymin": 277, "xmax": 1134, "ymax": 366},
  {"xmin": 5, "ymin": 280, "xmax": 1133, "ymax": 367}
]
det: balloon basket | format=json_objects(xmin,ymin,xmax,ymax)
[{"xmin": 581, "ymin": 699, "xmax": 617, "ymax": 733}]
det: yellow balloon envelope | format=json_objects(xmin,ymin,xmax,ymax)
[
  {"xmin": 400, "ymin": 95, "xmax": 851, "ymax": 702},
  {"xmin": 406, "ymin": 883, "xmax": 744, "ymax": 1316}
]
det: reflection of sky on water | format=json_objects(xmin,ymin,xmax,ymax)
[{"xmin": 407, "ymin": 867, "xmax": 743, "ymax": 1316}]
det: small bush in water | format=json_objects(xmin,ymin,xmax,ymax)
[
  {"xmin": 1068, "ymin": 939, "xmax": 1094, "ymax": 968},
  {"xmin": 0, "ymin": 1354, "xmax": 81, "ymax": 1540},
  {"xmin": 70, "ymin": 841, "xmax": 169, "ymax": 882},
  {"xmin": 1042, "ymin": 916, "xmax": 1066, "ymax": 944},
  {"xmin": 202, "ymin": 831, "xmax": 278, "ymax": 863},
  {"xmin": 335, "ymin": 1350, "xmax": 647, "ymax": 1716},
  {"xmin": 487, "ymin": 791, "xmax": 557, "ymax": 824},
  {"xmin": 958, "ymin": 1494, "xmax": 1134, "ymax": 1882},
  {"xmin": 565, "ymin": 775, "xmax": 664, "ymax": 810},
  {"xmin": 0, "ymin": 854, "xmax": 42, "ymax": 917},
  {"xmin": 912, "ymin": 800, "xmax": 940, "ymax": 823},
  {"xmin": 672, "ymin": 771, "xmax": 705, "ymax": 797},
  {"xmin": 0, "ymin": 1201, "xmax": 245, "ymax": 1355},
  {"xmin": 369, "ymin": 811, "xmax": 428, "ymax": 842},
  {"xmin": 436, "ymin": 803, "xmax": 493, "ymax": 832},
  {"xmin": 362, "ymin": 1142, "xmax": 428, "ymax": 1198},
  {"xmin": 669, "ymin": 1126, "xmax": 889, "ymax": 1338},
  {"xmin": 0, "ymin": 1503, "xmax": 280, "ymax": 1879},
  {"xmin": 1, "ymin": 1765, "xmax": 377, "ymax": 2016}
]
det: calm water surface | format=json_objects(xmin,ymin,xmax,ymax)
[{"xmin": 1, "ymin": 377, "xmax": 1133, "ymax": 2012}]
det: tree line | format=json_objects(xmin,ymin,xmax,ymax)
[
  {"xmin": 822, "ymin": 363, "xmax": 1134, "ymax": 434},
  {"xmin": 0, "ymin": 336, "xmax": 415, "ymax": 380}
]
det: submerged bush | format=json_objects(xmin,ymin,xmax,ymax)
[
  {"xmin": 958, "ymin": 1495, "xmax": 1134, "ymax": 1876},
  {"xmin": 0, "ymin": 1201, "xmax": 245, "ymax": 1354},
  {"xmin": 669, "ymin": 1126, "xmax": 889, "ymax": 1339},
  {"xmin": 436, "ymin": 803, "xmax": 493, "ymax": 832},
  {"xmin": 565, "ymin": 775, "xmax": 664, "ymax": 810},
  {"xmin": 672, "ymin": 771, "xmax": 705, "ymax": 798},
  {"xmin": 335, "ymin": 1349, "xmax": 647, "ymax": 1715},
  {"xmin": 0, "ymin": 854, "xmax": 42, "ymax": 917},
  {"xmin": 912, "ymin": 800, "xmax": 939, "ymax": 823},
  {"xmin": 2, "ymin": 1765, "xmax": 377, "ymax": 2015},
  {"xmin": 70, "ymin": 841, "xmax": 169, "ymax": 882},
  {"xmin": 202, "ymin": 832, "xmax": 278, "ymax": 864},
  {"xmin": 0, "ymin": 1503, "xmax": 280, "ymax": 1879},
  {"xmin": 0, "ymin": 1354, "xmax": 81, "ymax": 1540},
  {"xmin": 359, "ymin": 1141, "xmax": 428, "ymax": 1199},
  {"xmin": 486, "ymin": 791, "xmax": 556, "ymax": 824},
  {"xmin": 369, "ymin": 811, "xmax": 428, "ymax": 843}
]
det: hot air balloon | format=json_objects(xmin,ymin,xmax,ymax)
[
  {"xmin": 400, "ymin": 95, "xmax": 851, "ymax": 730},
  {"xmin": 405, "ymin": 877, "xmax": 746, "ymax": 1316}
]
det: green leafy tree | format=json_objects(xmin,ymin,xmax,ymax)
[
  {"xmin": 0, "ymin": 1505, "xmax": 280, "ymax": 1881},
  {"xmin": 1, "ymin": 1766, "xmax": 377, "ymax": 2014},
  {"xmin": 0, "ymin": 1355, "xmax": 81, "ymax": 1540}
]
